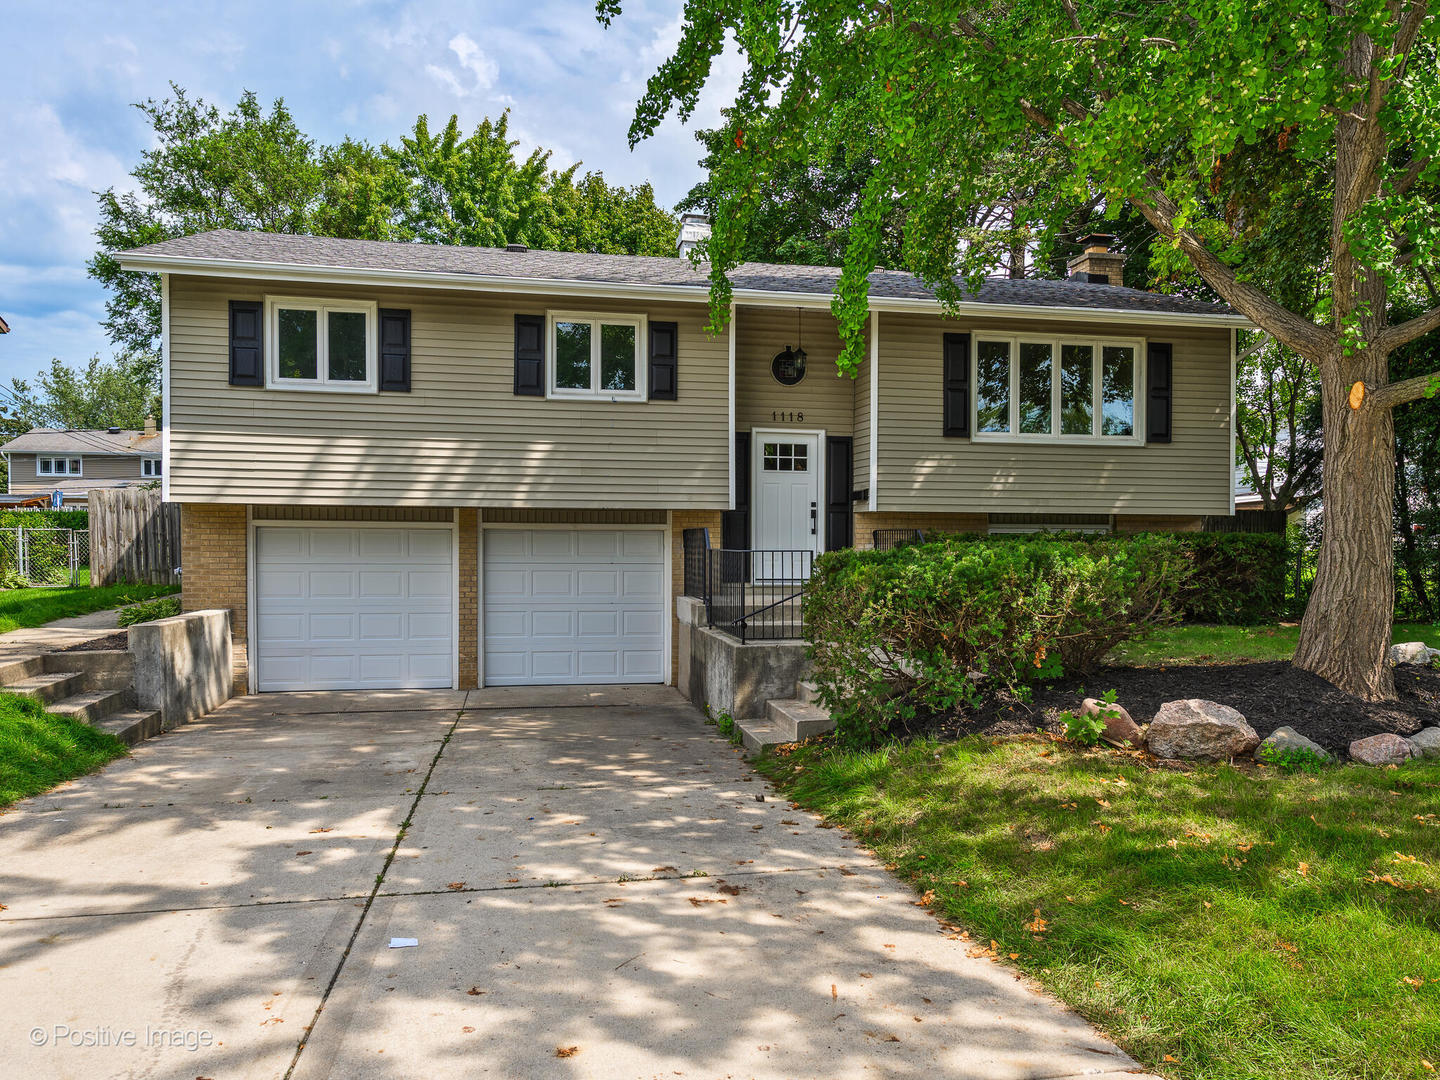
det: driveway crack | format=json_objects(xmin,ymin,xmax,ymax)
[{"xmin": 282, "ymin": 706, "xmax": 464, "ymax": 1080}]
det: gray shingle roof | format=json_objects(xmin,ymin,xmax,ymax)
[
  {"xmin": 1, "ymin": 429, "xmax": 160, "ymax": 455},
  {"xmin": 120, "ymin": 229, "xmax": 1237, "ymax": 318}
]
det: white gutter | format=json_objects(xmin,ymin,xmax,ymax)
[{"xmin": 116, "ymin": 252, "xmax": 1255, "ymax": 331}]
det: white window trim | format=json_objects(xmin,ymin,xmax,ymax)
[
  {"xmin": 37, "ymin": 456, "xmax": 83, "ymax": 477},
  {"xmin": 142, "ymin": 458, "xmax": 162, "ymax": 477},
  {"xmin": 264, "ymin": 295, "xmax": 379, "ymax": 393},
  {"xmin": 972, "ymin": 333, "xmax": 1146, "ymax": 446},
  {"xmin": 546, "ymin": 310, "xmax": 647, "ymax": 401}
]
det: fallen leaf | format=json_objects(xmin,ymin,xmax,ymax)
[
  {"xmin": 717, "ymin": 884, "xmax": 744, "ymax": 896},
  {"xmin": 1297, "ymin": 862, "xmax": 1311, "ymax": 878},
  {"xmin": 688, "ymin": 897, "xmax": 727, "ymax": 906},
  {"xmin": 1008, "ymin": 953, "xmax": 1020, "ymax": 960},
  {"xmin": 1024, "ymin": 909, "xmax": 1048, "ymax": 933},
  {"xmin": 1403, "ymin": 975, "xmax": 1425, "ymax": 989},
  {"xmin": 308, "ymin": 827, "xmax": 334, "ymax": 834},
  {"xmin": 555, "ymin": 1045, "xmax": 580, "ymax": 1058},
  {"xmin": 1095, "ymin": 798, "xmax": 1111, "ymax": 808},
  {"xmin": 446, "ymin": 882, "xmax": 466, "ymax": 891},
  {"xmin": 294, "ymin": 851, "xmax": 312, "ymax": 857},
  {"xmin": 1163, "ymin": 1053, "xmax": 1179, "ymax": 1063},
  {"xmin": 462, "ymin": 1026, "xmax": 475, "ymax": 1033},
  {"xmin": 831, "ymin": 984, "xmax": 837, "ymax": 1001},
  {"xmin": 466, "ymin": 986, "xmax": 484, "ymax": 995},
  {"xmin": 505, "ymin": 878, "xmax": 520, "ymax": 884},
  {"xmin": 1421, "ymin": 1059, "xmax": 1434, "ymax": 1071}
]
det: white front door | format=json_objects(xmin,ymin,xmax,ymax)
[{"xmin": 752, "ymin": 430, "xmax": 822, "ymax": 578}]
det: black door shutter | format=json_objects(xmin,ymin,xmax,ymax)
[
  {"xmin": 1147, "ymin": 342, "xmax": 1173, "ymax": 444},
  {"xmin": 228, "ymin": 300, "xmax": 263, "ymax": 386},
  {"xmin": 648, "ymin": 321, "xmax": 678, "ymax": 400},
  {"xmin": 514, "ymin": 314, "xmax": 545, "ymax": 396},
  {"xmin": 378, "ymin": 309, "xmax": 411, "ymax": 391},
  {"xmin": 721, "ymin": 432, "xmax": 750, "ymax": 550},
  {"xmin": 825, "ymin": 436, "xmax": 854, "ymax": 551},
  {"xmin": 942, "ymin": 332, "xmax": 970, "ymax": 437}
]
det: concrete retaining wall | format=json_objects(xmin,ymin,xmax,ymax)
[
  {"xmin": 128, "ymin": 609, "xmax": 234, "ymax": 731},
  {"xmin": 677, "ymin": 597, "xmax": 811, "ymax": 720}
]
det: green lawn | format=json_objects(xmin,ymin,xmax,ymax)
[
  {"xmin": 757, "ymin": 738, "xmax": 1440, "ymax": 1080},
  {"xmin": 0, "ymin": 579, "xmax": 179, "ymax": 635},
  {"xmin": 1110, "ymin": 621, "xmax": 1440, "ymax": 666},
  {"xmin": 0, "ymin": 693, "xmax": 127, "ymax": 807}
]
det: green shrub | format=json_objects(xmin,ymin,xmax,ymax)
[
  {"xmin": 116, "ymin": 595, "xmax": 181, "ymax": 627},
  {"xmin": 0, "ymin": 509, "xmax": 88, "ymax": 530},
  {"xmin": 804, "ymin": 535, "xmax": 1192, "ymax": 747}
]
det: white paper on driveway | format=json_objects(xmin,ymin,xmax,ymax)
[{"xmin": 388, "ymin": 938, "xmax": 419, "ymax": 948}]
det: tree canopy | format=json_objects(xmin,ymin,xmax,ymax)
[{"xmin": 0, "ymin": 353, "xmax": 161, "ymax": 438}]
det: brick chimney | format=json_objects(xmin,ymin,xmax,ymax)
[
  {"xmin": 143, "ymin": 415, "xmax": 157, "ymax": 438},
  {"xmin": 1067, "ymin": 233, "xmax": 1127, "ymax": 286}
]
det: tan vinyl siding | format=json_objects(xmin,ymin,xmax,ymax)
[
  {"xmin": 7, "ymin": 452, "xmax": 151, "ymax": 495},
  {"xmin": 168, "ymin": 276, "xmax": 729, "ymax": 508},
  {"xmin": 876, "ymin": 313, "xmax": 1232, "ymax": 515},
  {"xmin": 734, "ymin": 305, "xmax": 856, "ymax": 436}
]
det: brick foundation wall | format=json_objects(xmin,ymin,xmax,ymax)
[
  {"xmin": 670, "ymin": 510, "xmax": 724, "ymax": 685},
  {"xmin": 458, "ymin": 508, "xmax": 479, "ymax": 687},
  {"xmin": 852, "ymin": 511, "xmax": 989, "ymax": 547},
  {"xmin": 180, "ymin": 503, "xmax": 249, "ymax": 693}
]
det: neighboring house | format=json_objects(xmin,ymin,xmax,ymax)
[
  {"xmin": 116, "ymin": 229, "xmax": 1247, "ymax": 695},
  {"xmin": 1, "ymin": 422, "xmax": 163, "ymax": 507}
]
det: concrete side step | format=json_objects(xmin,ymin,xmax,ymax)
[
  {"xmin": 0, "ymin": 655, "xmax": 46, "ymax": 684},
  {"xmin": 765, "ymin": 698, "xmax": 835, "ymax": 742},
  {"xmin": 5, "ymin": 671, "xmax": 86, "ymax": 704},
  {"xmin": 90, "ymin": 709, "xmax": 162, "ymax": 747},
  {"xmin": 47, "ymin": 688, "xmax": 135, "ymax": 725},
  {"xmin": 737, "ymin": 717, "xmax": 791, "ymax": 752},
  {"xmin": 796, "ymin": 680, "xmax": 821, "ymax": 705},
  {"xmin": 44, "ymin": 649, "xmax": 134, "ymax": 689}
]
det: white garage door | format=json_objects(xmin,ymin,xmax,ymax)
[
  {"xmin": 254, "ymin": 525, "xmax": 454, "ymax": 692},
  {"xmin": 483, "ymin": 528, "xmax": 666, "ymax": 685}
]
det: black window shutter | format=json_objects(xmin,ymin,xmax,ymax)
[
  {"xmin": 1147, "ymin": 342, "xmax": 1173, "ymax": 444},
  {"xmin": 228, "ymin": 300, "xmax": 263, "ymax": 386},
  {"xmin": 648, "ymin": 321, "xmax": 678, "ymax": 400},
  {"xmin": 942, "ymin": 332, "xmax": 970, "ymax": 437},
  {"xmin": 825, "ymin": 436, "xmax": 854, "ymax": 551},
  {"xmin": 721, "ymin": 432, "xmax": 750, "ymax": 550},
  {"xmin": 514, "ymin": 314, "xmax": 545, "ymax": 396},
  {"xmin": 378, "ymin": 309, "xmax": 411, "ymax": 391}
]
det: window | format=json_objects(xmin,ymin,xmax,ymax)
[
  {"xmin": 548, "ymin": 313, "xmax": 645, "ymax": 399},
  {"xmin": 762, "ymin": 442, "xmax": 809, "ymax": 472},
  {"xmin": 142, "ymin": 458, "xmax": 162, "ymax": 478},
  {"xmin": 971, "ymin": 335, "xmax": 1144, "ymax": 442},
  {"xmin": 37, "ymin": 457, "xmax": 82, "ymax": 477},
  {"xmin": 265, "ymin": 297, "xmax": 378, "ymax": 391}
]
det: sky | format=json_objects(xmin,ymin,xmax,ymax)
[{"xmin": 0, "ymin": 0, "xmax": 740, "ymax": 384}]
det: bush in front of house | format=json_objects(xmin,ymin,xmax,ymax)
[
  {"xmin": 0, "ymin": 509, "xmax": 89, "ymax": 530},
  {"xmin": 116, "ymin": 595, "xmax": 181, "ymax": 627},
  {"xmin": 804, "ymin": 534, "xmax": 1193, "ymax": 746}
]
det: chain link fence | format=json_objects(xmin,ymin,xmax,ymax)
[{"xmin": 0, "ymin": 527, "xmax": 90, "ymax": 588}]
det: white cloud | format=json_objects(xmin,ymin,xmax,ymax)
[{"xmin": 427, "ymin": 32, "xmax": 499, "ymax": 98}]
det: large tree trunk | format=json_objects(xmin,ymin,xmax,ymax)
[{"xmin": 1293, "ymin": 350, "xmax": 1397, "ymax": 700}]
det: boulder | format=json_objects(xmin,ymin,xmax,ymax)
[
  {"xmin": 1148, "ymin": 699, "xmax": 1260, "ymax": 761},
  {"xmin": 1389, "ymin": 641, "xmax": 1440, "ymax": 666},
  {"xmin": 1408, "ymin": 727, "xmax": 1440, "ymax": 760},
  {"xmin": 1349, "ymin": 732, "xmax": 1416, "ymax": 766},
  {"xmin": 1256, "ymin": 726, "xmax": 1331, "ymax": 764},
  {"xmin": 1081, "ymin": 697, "xmax": 1143, "ymax": 749}
]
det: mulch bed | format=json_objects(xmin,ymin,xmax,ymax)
[
  {"xmin": 54, "ymin": 632, "xmax": 129, "ymax": 653},
  {"xmin": 924, "ymin": 660, "xmax": 1440, "ymax": 755}
]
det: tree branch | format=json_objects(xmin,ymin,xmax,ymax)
[
  {"xmin": 1378, "ymin": 304, "xmax": 1440, "ymax": 353},
  {"xmin": 1368, "ymin": 368, "xmax": 1440, "ymax": 410}
]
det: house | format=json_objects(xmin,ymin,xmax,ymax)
[
  {"xmin": 115, "ymin": 229, "xmax": 1246, "ymax": 695},
  {"xmin": 1, "ymin": 421, "xmax": 163, "ymax": 507}
]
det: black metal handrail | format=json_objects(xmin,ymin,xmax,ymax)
[{"xmin": 707, "ymin": 547, "xmax": 813, "ymax": 642}]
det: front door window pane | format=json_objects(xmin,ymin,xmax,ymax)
[
  {"xmin": 1060, "ymin": 344, "xmax": 1094, "ymax": 435},
  {"xmin": 600, "ymin": 324, "xmax": 636, "ymax": 391},
  {"xmin": 1102, "ymin": 345, "xmax": 1135, "ymax": 436},
  {"xmin": 555, "ymin": 322, "xmax": 591, "ymax": 390},
  {"xmin": 278, "ymin": 309, "xmax": 318, "ymax": 380},
  {"xmin": 1018, "ymin": 342, "xmax": 1052, "ymax": 434},
  {"xmin": 976, "ymin": 340, "xmax": 1011, "ymax": 433},
  {"xmin": 327, "ymin": 311, "xmax": 367, "ymax": 381}
]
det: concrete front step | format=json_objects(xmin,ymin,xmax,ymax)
[
  {"xmin": 91, "ymin": 709, "xmax": 163, "ymax": 746},
  {"xmin": 737, "ymin": 717, "xmax": 792, "ymax": 752},
  {"xmin": 43, "ymin": 649, "xmax": 134, "ymax": 690},
  {"xmin": 766, "ymin": 698, "xmax": 835, "ymax": 742},
  {"xmin": 46, "ymin": 688, "xmax": 136, "ymax": 725},
  {"xmin": 0, "ymin": 654, "xmax": 47, "ymax": 684},
  {"xmin": 796, "ymin": 680, "xmax": 821, "ymax": 705},
  {"xmin": 6, "ymin": 671, "xmax": 86, "ymax": 705}
]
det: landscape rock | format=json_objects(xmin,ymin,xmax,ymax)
[
  {"xmin": 1389, "ymin": 641, "xmax": 1440, "ymax": 666},
  {"xmin": 1348, "ymin": 732, "xmax": 1416, "ymax": 766},
  {"xmin": 1256, "ymin": 726, "xmax": 1332, "ymax": 764},
  {"xmin": 1405, "ymin": 726, "xmax": 1440, "ymax": 760},
  {"xmin": 1148, "ymin": 699, "xmax": 1260, "ymax": 761},
  {"xmin": 1081, "ymin": 697, "xmax": 1143, "ymax": 748}
]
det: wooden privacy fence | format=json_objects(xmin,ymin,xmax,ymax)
[{"xmin": 89, "ymin": 488, "xmax": 181, "ymax": 586}]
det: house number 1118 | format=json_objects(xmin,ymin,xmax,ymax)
[{"xmin": 771, "ymin": 411, "xmax": 805, "ymax": 422}]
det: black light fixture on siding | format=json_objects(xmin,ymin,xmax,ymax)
[{"xmin": 771, "ymin": 307, "xmax": 808, "ymax": 386}]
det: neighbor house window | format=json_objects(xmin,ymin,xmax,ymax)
[
  {"xmin": 972, "ymin": 335, "xmax": 1143, "ymax": 442},
  {"xmin": 265, "ymin": 297, "xmax": 378, "ymax": 392},
  {"xmin": 548, "ymin": 312, "xmax": 645, "ymax": 400},
  {"xmin": 37, "ymin": 457, "xmax": 82, "ymax": 476},
  {"xmin": 142, "ymin": 458, "xmax": 162, "ymax": 478}
]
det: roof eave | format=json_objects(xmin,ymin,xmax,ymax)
[{"xmin": 117, "ymin": 251, "xmax": 1253, "ymax": 329}]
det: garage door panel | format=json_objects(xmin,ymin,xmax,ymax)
[
  {"xmin": 483, "ymin": 528, "xmax": 664, "ymax": 687},
  {"xmin": 255, "ymin": 526, "xmax": 454, "ymax": 692}
]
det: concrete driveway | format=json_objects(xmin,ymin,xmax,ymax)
[{"xmin": 0, "ymin": 687, "xmax": 1157, "ymax": 1080}]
